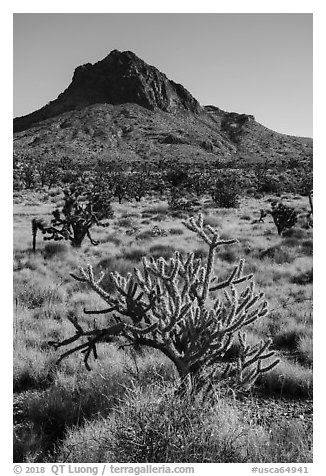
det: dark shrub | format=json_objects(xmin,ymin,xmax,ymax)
[
  {"xmin": 149, "ymin": 244, "xmax": 176, "ymax": 260},
  {"xmin": 211, "ymin": 174, "xmax": 240, "ymax": 208},
  {"xmin": 44, "ymin": 242, "xmax": 69, "ymax": 258},
  {"xmin": 291, "ymin": 269, "xmax": 313, "ymax": 285},
  {"xmin": 122, "ymin": 248, "xmax": 147, "ymax": 262}
]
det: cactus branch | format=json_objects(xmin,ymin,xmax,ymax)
[{"xmin": 50, "ymin": 213, "xmax": 279, "ymax": 397}]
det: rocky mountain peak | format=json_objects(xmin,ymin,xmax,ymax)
[
  {"xmin": 64, "ymin": 49, "xmax": 202, "ymax": 113},
  {"xmin": 14, "ymin": 50, "xmax": 202, "ymax": 132}
]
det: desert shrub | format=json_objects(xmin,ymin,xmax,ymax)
[
  {"xmin": 297, "ymin": 335, "xmax": 313, "ymax": 366},
  {"xmin": 193, "ymin": 247, "xmax": 208, "ymax": 260},
  {"xmin": 116, "ymin": 217, "xmax": 134, "ymax": 228},
  {"xmin": 273, "ymin": 323, "xmax": 308, "ymax": 349},
  {"xmin": 203, "ymin": 214, "xmax": 222, "ymax": 228},
  {"xmin": 121, "ymin": 212, "xmax": 141, "ymax": 219},
  {"xmin": 282, "ymin": 227, "xmax": 308, "ymax": 239},
  {"xmin": 122, "ymin": 248, "xmax": 147, "ymax": 262},
  {"xmin": 168, "ymin": 227, "xmax": 184, "ymax": 236},
  {"xmin": 260, "ymin": 419, "xmax": 312, "ymax": 463},
  {"xmin": 13, "ymin": 424, "xmax": 44, "ymax": 463},
  {"xmin": 296, "ymin": 171, "xmax": 313, "ymax": 197},
  {"xmin": 136, "ymin": 230, "xmax": 154, "ymax": 241},
  {"xmin": 257, "ymin": 359, "xmax": 312, "ymax": 398},
  {"xmin": 53, "ymin": 388, "xmax": 262, "ymax": 463},
  {"xmin": 218, "ymin": 248, "xmax": 240, "ymax": 263},
  {"xmin": 168, "ymin": 188, "xmax": 200, "ymax": 212},
  {"xmin": 291, "ymin": 269, "xmax": 313, "ymax": 285},
  {"xmin": 259, "ymin": 245, "xmax": 295, "ymax": 264},
  {"xmin": 283, "ymin": 236, "xmax": 300, "ymax": 248},
  {"xmin": 148, "ymin": 244, "xmax": 176, "ymax": 260},
  {"xmin": 54, "ymin": 386, "xmax": 312, "ymax": 463},
  {"xmin": 13, "ymin": 345, "xmax": 57, "ymax": 392},
  {"xmin": 211, "ymin": 175, "xmax": 240, "ymax": 208},
  {"xmin": 43, "ymin": 242, "xmax": 69, "ymax": 259},
  {"xmin": 14, "ymin": 352, "xmax": 134, "ymax": 462},
  {"xmin": 165, "ymin": 167, "xmax": 189, "ymax": 189},
  {"xmin": 15, "ymin": 274, "xmax": 65, "ymax": 309},
  {"xmin": 255, "ymin": 170, "xmax": 284, "ymax": 194},
  {"xmin": 144, "ymin": 204, "xmax": 169, "ymax": 216},
  {"xmin": 102, "ymin": 233, "xmax": 121, "ymax": 246},
  {"xmin": 151, "ymin": 215, "xmax": 165, "ymax": 222},
  {"xmin": 170, "ymin": 210, "xmax": 189, "ymax": 219},
  {"xmin": 301, "ymin": 239, "xmax": 313, "ymax": 256},
  {"xmin": 187, "ymin": 172, "xmax": 211, "ymax": 198}
]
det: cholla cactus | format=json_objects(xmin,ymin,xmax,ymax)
[{"xmin": 50, "ymin": 214, "xmax": 279, "ymax": 397}]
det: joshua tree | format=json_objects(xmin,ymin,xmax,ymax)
[
  {"xmin": 128, "ymin": 173, "xmax": 150, "ymax": 202},
  {"xmin": 112, "ymin": 173, "xmax": 130, "ymax": 204},
  {"xmin": 20, "ymin": 161, "xmax": 37, "ymax": 189},
  {"xmin": 49, "ymin": 214, "xmax": 279, "ymax": 398},
  {"xmin": 257, "ymin": 202, "xmax": 297, "ymax": 235},
  {"xmin": 32, "ymin": 184, "xmax": 113, "ymax": 249},
  {"xmin": 35, "ymin": 159, "xmax": 59, "ymax": 189}
]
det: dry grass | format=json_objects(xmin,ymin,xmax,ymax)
[
  {"xmin": 52, "ymin": 386, "xmax": 312, "ymax": 463},
  {"xmin": 13, "ymin": 191, "xmax": 313, "ymax": 463}
]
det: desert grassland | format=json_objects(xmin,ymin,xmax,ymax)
[{"xmin": 13, "ymin": 187, "xmax": 313, "ymax": 463}]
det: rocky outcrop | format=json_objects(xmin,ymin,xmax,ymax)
[{"xmin": 14, "ymin": 50, "xmax": 202, "ymax": 132}]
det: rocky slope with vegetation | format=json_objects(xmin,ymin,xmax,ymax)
[{"xmin": 13, "ymin": 50, "xmax": 312, "ymax": 168}]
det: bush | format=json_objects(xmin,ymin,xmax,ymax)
[
  {"xmin": 211, "ymin": 174, "xmax": 240, "ymax": 208},
  {"xmin": 122, "ymin": 248, "xmax": 147, "ymax": 262},
  {"xmin": 255, "ymin": 170, "xmax": 284, "ymax": 194},
  {"xmin": 259, "ymin": 245, "xmax": 296, "ymax": 264},
  {"xmin": 168, "ymin": 228, "xmax": 184, "ymax": 236},
  {"xmin": 53, "ymin": 388, "xmax": 257, "ymax": 463},
  {"xmin": 168, "ymin": 188, "xmax": 200, "ymax": 212},
  {"xmin": 257, "ymin": 359, "xmax": 312, "ymax": 397},
  {"xmin": 44, "ymin": 242, "xmax": 69, "ymax": 259},
  {"xmin": 15, "ymin": 272, "xmax": 65, "ymax": 309},
  {"xmin": 291, "ymin": 269, "xmax": 313, "ymax": 285},
  {"xmin": 148, "ymin": 244, "xmax": 176, "ymax": 260}
]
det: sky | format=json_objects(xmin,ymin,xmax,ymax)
[{"xmin": 13, "ymin": 13, "xmax": 312, "ymax": 137}]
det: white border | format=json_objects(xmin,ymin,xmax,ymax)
[{"xmin": 3, "ymin": 2, "xmax": 324, "ymax": 473}]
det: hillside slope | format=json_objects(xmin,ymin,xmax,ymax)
[{"xmin": 13, "ymin": 50, "xmax": 312, "ymax": 167}]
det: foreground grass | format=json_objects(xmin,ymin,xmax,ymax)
[
  {"xmin": 13, "ymin": 190, "xmax": 313, "ymax": 463},
  {"xmin": 52, "ymin": 386, "xmax": 312, "ymax": 463}
]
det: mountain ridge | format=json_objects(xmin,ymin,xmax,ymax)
[
  {"xmin": 13, "ymin": 50, "xmax": 312, "ymax": 167},
  {"xmin": 14, "ymin": 49, "xmax": 202, "ymax": 133}
]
